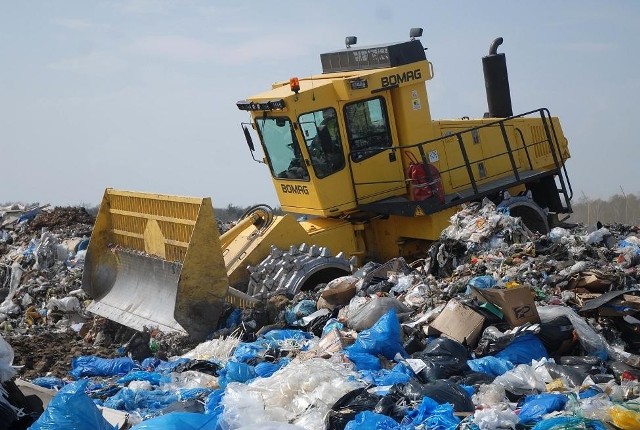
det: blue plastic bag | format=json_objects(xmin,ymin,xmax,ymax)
[
  {"xmin": 345, "ymin": 411, "xmax": 399, "ymax": 430},
  {"xmin": 103, "ymin": 388, "xmax": 179, "ymax": 414},
  {"xmin": 284, "ymin": 300, "xmax": 317, "ymax": 324},
  {"xmin": 618, "ymin": 239, "xmax": 640, "ymax": 255},
  {"xmin": 495, "ymin": 333, "xmax": 547, "ymax": 365},
  {"xmin": 402, "ymin": 396, "xmax": 460, "ymax": 429},
  {"xmin": 30, "ymin": 380, "xmax": 117, "ymax": 430},
  {"xmin": 141, "ymin": 357, "xmax": 163, "ymax": 370},
  {"xmin": 204, "ymin": 389, "xmax": 224, "ymax": 415},
  {"xmin": 261, "ymin": 329, "xmax": 313, "ymax": 343},
  {"xmin": 31, "ymin": 376, "xmax": 66, "ymax": 390},
  {"xmin": 130, "ymin": 412, "xmax": 220, "ymax": 429},
  {"xmin": 467, "ymin": 356, "xmax": 514, "ymax": 376},
  {"xmin": 255, "ymin": 358, "xmax": 291, "ymax": 377},
  {"xmin": 178, "ymin": 388, "xmax": 213, "ymax": 401},
  {"xmin": 346, "ymin": 309, "xmax": 407, "ymax": 359},
  {"xmin": 117, "ymin": 371, "xmax": 166, "ymax": 386},
  {"xmin": 232, "ymin": 342, "xmax": 266, "ymax": 362},
  {"xmin": 346, "ymin": 352, "xmax": 381, "ymax": 371},
  {"xmin": 322, "ymin": 318, "xmax": 344, "ymax": 336},
  {"xmin": 218, "ymin": 361, "xmax": 257, "ymax": 388},
  {"xmin": 225, "ymin": 308, "xmax": 242, "ymax": 329},
  {"xmin": 359, "ymin": 362, "xmax": 413, "ymax": 387},
  {"xmin": 466, "ymin": 275, "xmax": 497, "ymax": 293},
  {"xmin": 579, "ymin": 386, "xmax": 602, "ymax": 399},
  {"xmin": 70, "ymin": 356, "xmax": 137, "ymax": 378},
  {"xmin": 518, "ymin": 393, "xmax": 568, "ymax": 423},
  {"xmin": 155, "ymin": 358, "xmax": 190, "ymax": 373}
]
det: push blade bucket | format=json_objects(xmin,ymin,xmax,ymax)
[{"xmin": 82, "ymin": 189, "xmax": 229, "ymax": 340}]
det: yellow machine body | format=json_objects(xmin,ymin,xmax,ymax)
[{"xmin": 83, "ymin": 36, "xmax": 573, "ymax": 338}]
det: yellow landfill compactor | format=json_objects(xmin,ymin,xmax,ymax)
[{"xmin": 82, "ymin": 31, "xmax": 573, "ymax": 340}]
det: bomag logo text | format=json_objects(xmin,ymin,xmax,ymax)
[
  {"xmin": 381, "ymin": 69, "xmax": 422, "ymax": 88},
  {"xmin": 281, "ymin": 184, "xmax": 310, "ymax": 195}
]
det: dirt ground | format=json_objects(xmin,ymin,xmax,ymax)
[{"xmin": 5, "ymin": 330, "xmax": 117, "ymax": 380}]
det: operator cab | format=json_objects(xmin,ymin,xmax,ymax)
[
  {"xmin": 265, "ymin": 107, "xmax": 345, "ymax": 181},
  {"xmin": 237, "ymin": 30, "xmax": 434, "ymax": 217}
]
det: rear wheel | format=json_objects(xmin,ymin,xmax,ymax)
[
  {"xmin": 246, "ymin": 243, "xmax": 355, "ymax": 298},
  {"xmin": 497, "ymin": 194, "xmax": 550, "ymax": 234}
]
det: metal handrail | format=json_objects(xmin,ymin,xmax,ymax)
[{"xmin": 348, "ymin": 108, "xmax": 572, "ymax": 210}]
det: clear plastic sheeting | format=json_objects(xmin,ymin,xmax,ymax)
[
  {"xmin": 179, "ymin": 335, "xmax": 242, "ymax": 362},
  {"xmin": 220, "ymin": 358, "xmax": 363, "ymax": 429},
  {"xmin": 539, "ymin": 305, "xmax": 640, "ymax": 366}
]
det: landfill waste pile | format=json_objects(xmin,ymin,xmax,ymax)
[{"xmin": 2, "ymin": 200, "xmax": 640, "ymax": 429}]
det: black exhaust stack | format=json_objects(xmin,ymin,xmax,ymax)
[{"xmin": 482, "ymin": 37, "xmax": 513, "ymax": 117}]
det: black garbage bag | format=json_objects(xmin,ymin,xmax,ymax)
[
  {"xmin": 450, "ymin": 371, "xmax": 496, "ymax": 387},
  {"xmin": 363, "ymin": 280, "xmax": 395, "ymax": 296},
  {"xmin": 390, "ymin": 378, "xmax": 426, "ymax": 402},
  {"xmin": 411, "ymin": 337, "xmax": 469, "ymax": 382},
  {"xmin": 0, "ymin": 400, "xmax": 17, "ymax": 430},
  {"xmin": 420, "ymin": 380, "xmax": 475, "ymax": 413},
  {"xmin": 173, "ymin": 359, "xmax": 221, "ymax": 376},
  {"xmin": 161, "ymin": 398, "xmax": 204, "ymax": 414},
  {"xmin": 1, "ymin": 380, "xmax": 43, "ymax": 430},
  {"xmin": 402, "ymin": 333, "xmax": 426, "ymax": 356},
  {"xmin": 306, "ymin": 310, "xmax": 335, "ymax": 337},
  {"xmin": 373, "ymin": 392, "xmax": 408, "ymax": 422},
  {"xmin": 123, "ymin": 331, "xmax": 153, "ymax": 362},
  {"xmin": 560, "ymin": 356, "xmax": 601, "ymax": 366},
  {"xmin": 325, "ymin": 387, "xmax": 381, "ymax": 430},
  {"xmin": 615, "ymin": 318, "xmax": 640, "ymax": 354},
  {"xmin": 425, "ymin": 239, "xmax": 469, "ymax": 277},
  {"xmin": 538, "ymin": 315, "xmax": 575, "ymax": 356},
  {"xmin": 391, "ymin": 378, "xmax": 474, "ymax": 413},
  {"xmin": 544, "ymin": 362, "xmax": 589, "ymax": 388}
]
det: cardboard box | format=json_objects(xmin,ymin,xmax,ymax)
[
  {"xmin": 429, "ymin": 299, "xmax": 485, "ymax": 346},
  {"xmin": 472, "ymin": 286, "xmax": 540, "ymax": 328}
]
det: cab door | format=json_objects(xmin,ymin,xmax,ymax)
[{"xmin": 344, "ymin": 96, "xmax": 405, "ymax": 205}]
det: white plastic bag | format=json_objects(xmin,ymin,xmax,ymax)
[
  {"xmin": 549, "ymin": 227, "xmax": 571, "ymax": 243},
  {"xmin": 46, "ymin": 296, "xmax": 81, "ymax": 313},
  {"xmin": 346, "ymin": 296, "xmax": 410, "ymax": 331},
  {"xmin": 128, "ymin": 380, "xmax": 153, "ymax": 391},
  {"xmin": 0, "ymin": 334, "xmax": 16, "ymax": 382},
  {"xmin": 473, "ymin": 384, "xmax": 506, "ymax": 407},
  {"xmin": 493, "ymin": 363, "xmax": 547, "ymax": 395},
  {"xmin": 473, "ymin": 406, "xmax": 518, "ymax": 430}
]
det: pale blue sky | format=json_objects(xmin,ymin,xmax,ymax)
[{"xmin": 1, "ymin": 1, "xmax": 638, "ymax": 208}]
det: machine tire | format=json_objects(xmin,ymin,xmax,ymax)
[
  {"xmin": 246, "ymin": 244, "xmax": 355, "ymax": 298},
  {"xmin": 497, "ymin": 195, "xmax": 550, "ymax": 234}
]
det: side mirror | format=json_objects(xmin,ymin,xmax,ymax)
[{"xmin": 243, "ymin": 126, "xmax": 255, "ymax": 152}]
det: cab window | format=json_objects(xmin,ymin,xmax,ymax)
[
  {"xmin": 298, "ymin": 108, "xmax": 345, "ymax": 178},
  {"xmin": 344, "ymin": 97, "xmax": 392, "ymax": 162},
  {"xmin": 256, "ymin": 116, "xmax": 309, "ymax": 180}
]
